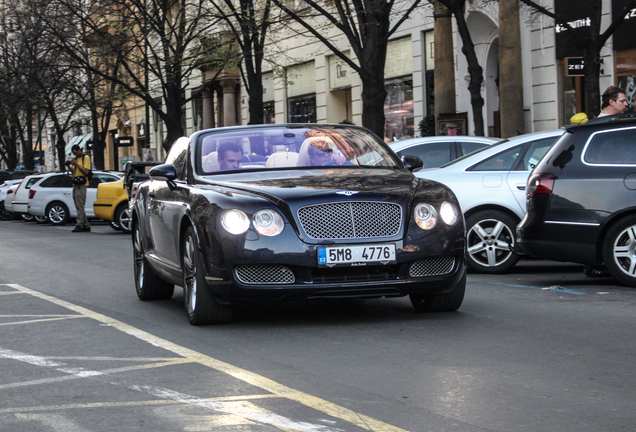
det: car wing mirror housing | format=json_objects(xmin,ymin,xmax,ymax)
[
  {"xmin": 401, "ymin": 155, "xmax": 424, "ymax": 172},
  {"xmin": 149, "ymin": 164, "xmax": 178, "ymax": 188}
]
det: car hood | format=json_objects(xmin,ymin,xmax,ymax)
[{"xmin": 198, "ymin": 168, "xmax": 420, "ymax": 205}]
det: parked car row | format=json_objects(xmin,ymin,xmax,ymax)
[{"xmin": 1, "ymin": 171, "xmax": 122, "ymax": 226}]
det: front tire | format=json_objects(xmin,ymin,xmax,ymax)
[
  {"xmin": 410, "ymin": 271, "xmax": 466, "ymax": 312},
  {"xmin": 465, "ymin": 210, "xmax": 520, "ymax": 274},
  {"xmin": 133, "ymin": 221, "xmax": 174, "ymax": 300},
  {"xmin": 602, "ymin": 215, "xmax": 636, "ymax": 287},
  {"xmin": 46, "ymin": 202, "xmax": 70, "ymax": 225},
  {"xmin": 35, "ymin": 215, "xmax": 48, "ymax": 224},
  {"xmin": 182, "ymin": 226, "xmax": 233, "ymax": 325}
]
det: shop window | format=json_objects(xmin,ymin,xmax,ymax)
[
  {"xmin": 288, "ymin": 94, "xmax": 316, "ymax": 123},
  {"xmin": 384, "ymin": 76, "xmax": 414, "ymax": 140},
  {"xmin": 263, "ymin": 101, "xmax": 276, "ymax": 124}
]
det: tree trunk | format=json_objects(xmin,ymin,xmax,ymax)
[
  {"xmin": 499, "ymin": 0, "xmax": 525, "ymax": 137},
  {"xmin": 453, "ymin": 8, "xmax": 485, "ymax": 136},
  {"xmin": 21, "ymin": 107, "xmax": 35, "ymax": 170},
  {"xmin": 361, "ymin": 76, "xmax": 388, "ymax": 139},
  {"xmin": 583, "ymin": 0, "xmax": 603, "ymax": 118}
]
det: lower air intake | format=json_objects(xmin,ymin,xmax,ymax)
[
  {"xmin": 409, "ymin": 256, "xmax": 455, "ymax": 277},
  {"xmin": 235, "ymin": 265, "xmax": 295, "ymax": 285}
]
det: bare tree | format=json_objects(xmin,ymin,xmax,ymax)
[
  {"xmin": 272, "ymin": 0, "xmax": 423, "ymax": 139},
  {"xmin": 210, "ymin": 0, "xmax": 278, "ymax": 125},
  {"xmin": 519, "ymin": 0, "xmax": 636, "ymax": 117},
  {"xmin": 433, "ymin": 0, "xmax": 485, "ymax": 136},
  {"xmin": 38, "ymin": 0, "xmax": 236, "ymax": 152}
]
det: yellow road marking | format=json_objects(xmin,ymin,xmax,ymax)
[{"xmin": 7, "ymin": 284, "xmax": 407, "ymax": 432}]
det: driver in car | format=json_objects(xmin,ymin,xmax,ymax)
[{"xmin": 218, "ymin": 142, "xmax": 243, "ymax": 170}]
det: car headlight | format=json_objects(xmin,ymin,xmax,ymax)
[
  {"xmin": 414, "ymin": 203, "xmax": 437, "ymax": 230},
  {"xmin": 440, "ymin": 201, "xmax": 459, "ymax": 226},
  {"xmin": 221, "ymin": 209, "xmax": 250, "ymax": 235},
  {"xmin": 253, "ymin": 209, "xmax": 284, "ymax": 236}
]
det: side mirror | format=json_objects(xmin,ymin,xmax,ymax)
[
  {"xmin": 401, "ymin": 155, "xmax": 424, "ymax": 171},
  {"xmin": 149, "ymin": 164, "xmax": 177, "ymax": 182}
]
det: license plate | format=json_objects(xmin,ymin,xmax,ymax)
[{"xmin": 318, "ymin": 244, "xmax": 396, "ymax": 267}]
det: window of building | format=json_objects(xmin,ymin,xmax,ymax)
[
  {"xmin": 288, "ymin": 95, "xmax": 316, "ymax": 123},
  {"xmin": 384, "ymin": 37, "xmax": 414, "ymax": 140},
  {"xmin": 286, "ymin": 62, "xmax": 316, "ymax": 123},
  {"xmin": 385, "ymin": 77, "xmax": 414, "ymax": 140}
]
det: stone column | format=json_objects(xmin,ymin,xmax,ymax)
[
  {"xmin": 499, "ymin": 0, "xmax": 524, "ymax": 137},
  {"xmin": 433, "ymin": 2, "xmax": 456, "ymax": 117},
  {"xmin": 221, "ymin": 78, "xmax": 239, "ymax": 126},
  {"xmin": 202, "ymin": 89, "xmax": 215, "ymax": 129}
]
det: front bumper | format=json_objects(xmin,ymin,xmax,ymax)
[{"xmin": 207, "ymin": 251, "xmax": 466, "ymax": 303}]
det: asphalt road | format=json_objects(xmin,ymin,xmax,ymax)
[{"xmin": 1, "ymin": 218, "xmax": 635, "ymax": 431}]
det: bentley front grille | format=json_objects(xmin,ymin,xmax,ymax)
[
  {"xmin": 408, "ymin": 256, "xmax": 456, "ymax": 277},
  {"xmin": 235, "ymin": 265, "xmax": 295, "ymax": 285},
  {"xmin": 297, "ymin": 201, "xmax": 402, "ymax": 240}
]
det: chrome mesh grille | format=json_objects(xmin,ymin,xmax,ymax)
[
  {"xmin": 297, "ymin": 202, "xmax": 402, "ymax": 239},
  {"xmin": 235, "ymin": 265, "xmax": 295, "ymax": 285},
  {"xmin": 409, "ymin": 257, "xmax": 456, "ymax": 277}
]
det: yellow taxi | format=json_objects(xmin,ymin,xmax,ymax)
[{"xmin": 93, "ymin": 177, "xmax": 131, "ymax": 233}]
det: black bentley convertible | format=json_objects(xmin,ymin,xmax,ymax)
[{"xmin": 131, "ymin": 124, "xmax": 467, "ymax": 324}]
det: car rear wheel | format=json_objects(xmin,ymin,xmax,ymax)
[
  {"xmin": 115, "ymin": 204, "xmax": 132, "ymax": 234},
  {"xmin": 602, "ymin": 215, "xmax": 636, "ymax": 287},
  {"xmin": 465, "ymin": 210, "xmax": 520, "ymax": 274},
  {"xmin": 182, "ymin": 226, "xmax": 233, "ymax": 325},
  {"xmin": 46, "ymin": 202, "xmax": 70, "ymax": 225},
  {"xmin": 35, "ymin": 215, "xmax": 48, "ymax": 224},
  {"xmin": 410, "ymin": 271, "xmax": 466, "ymax": 312},
  {"xmin": 22, "ymin": 214, "xmax": 35, "ymax": 222},
  {"xmin": 133, "ymin": 221, "xmax": 174, "ymax": 300},
  {"xmin": 0, "ymin": 201, "xmax": 14, "ymax": 221}
]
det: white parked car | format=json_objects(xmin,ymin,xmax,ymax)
[
  {"xmin": 27, "ymin": 171, "xmax": 121, "ymax": 225},
  {"xmin": 389, "ymin": 135, "xmax": 500, "ymax": 168},
  {"xmin": 8, "ymin": 174, "xmax": 48, "ymax": 222},
  {"xmin": 0, "ymin": 180, "xmax": 22, "ymax": 221},
  {"xmin": 417, "ymin": 129, "xmax": 564, "ymax": 274}
]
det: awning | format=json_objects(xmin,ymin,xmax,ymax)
[
  {"xmin": 64, "ymin": 135, "xmax": 83, "ymax": 157},
  {"xmin": 64, "ymin": 133, "xmax": 92, "ymax": 157}
]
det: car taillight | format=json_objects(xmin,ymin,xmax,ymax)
[
  {"xmin": 131, "ymin": 185, "xmax": 138, "ymax": 200},
  {"xmin": 7, "ymin": 189, "xmax": 14, "ymax": 195},
  {"xmin": 29, "ymin": 190, "xmax": 36, "ymax": 199},
  {"xmin": 527, "ymin": 173, "xmax": 555, "ymax": 197}
]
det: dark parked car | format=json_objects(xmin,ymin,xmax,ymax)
[
  {"xmin": 0, "ymin": 170, "xmax": 36, "ymax": 182},
  {"xmin": 517, "ymin": 113, "xmax": 636, "ymax": 286},
  {"xmin": 131, "ymin": 124, "xmax": 467, "ymax": 324}
]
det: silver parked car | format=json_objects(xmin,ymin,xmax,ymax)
[
  {"xmin": 417, "ymin": 129, "xmax": 564, "ymax": 273},
  {"xmin": 389, "ymin": 135, "xmax": 500, "ymax": 168}
]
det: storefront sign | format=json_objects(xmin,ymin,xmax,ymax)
[
  {"xmin": 554, "ymin": 0, "xmax": 593, "ymax": 59},
  {"xmin": 566, "ymin": 57, "xmax": 585, "ymax": 76},
  {"xmin": 116, "ymin": 136, "xmax": 134, "ymax": 147},
  {"xmin": 612, "ymin": 0, "xmax": 636, "ymax": 50}
]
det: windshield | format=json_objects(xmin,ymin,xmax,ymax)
[{"xmin": 196, "ymin": 126, "xmax": 400, "ymax": 174}]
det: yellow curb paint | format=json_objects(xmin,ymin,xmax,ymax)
[{"xmin": 8, "ymin": 284, "xmax": 407, "ymax": 432}]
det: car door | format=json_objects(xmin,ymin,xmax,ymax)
[
  {"xmin": 148, "ymin": 138, "xmax": 191, "ymax": 270},
  {"xmin": 464, "ymin": 144, "xmax": 526, "ymax": 216},
  {"xmin": 506, "ymin": 137, "xmax": 559, "ymax": 212}
]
